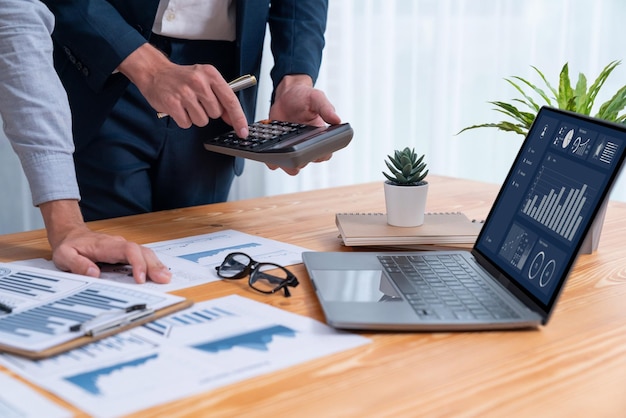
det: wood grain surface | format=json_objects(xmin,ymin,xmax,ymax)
[{"xmin": 1, "ymin": 175, "xmax": 625, "ymax": 417}]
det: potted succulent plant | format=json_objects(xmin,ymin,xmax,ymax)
[{"xmin": 383, "ymin": 147, "xmax": 429, "ymax": 227}]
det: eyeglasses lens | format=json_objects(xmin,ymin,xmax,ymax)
[
  {"xmin": 218, "ymin": 253, "xmax": 251, "ymax": 279},
  {"xmin": 249, "ymin": 263, "xmax": 291, "ymax": 293}
]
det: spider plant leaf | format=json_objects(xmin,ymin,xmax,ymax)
[
  {"xmin": 596, "ymin": 84, "xmax": 626, "ymax": 121},
  {"xmin": 456, "ymin": 123, "xmax": 500, "ymax": 134},
  {"xmin": 511, "ymin": 75, "xmax": 553, "ymax": 106},
  {"xmin": 573, "ymin": 72, "xmax": 588, "ymax": 113},
  {"xmin": 565, "ymin": 96, "xmax": 577, "ymax": 112},
  {"xmin": 530, "ymin": 65, "xmax": 558, "ymax": 102},
  {"xmin": 557, "ymin": 63, "xmax": 574, "ymax": 109},
  {"xmin": 512, "ymin": 98, "xmax": 536, "ymax": 111},
  {"xmin": 492, "ymin": 109, "xmax": 534, "ymax": 129},
  {"xmin": 495, "ymin": 121, "xmax": 529, "ymax": 135},
  {"xmin": 458, "ymin": 61, "xmax": 626, "ymax": 138},
  {"xmin": 505, "ymin": 78, "xmax": 541, "ymax": 111},
  {"xmin": 490, "ymin": 101, "xmax": 535, "ymax": 127},
  {"xmin": 490, "ymin": 101, "xmax": 524, "ymax": 118},
  {"xmin": 585, "ymin": 60, "xmax": 621, "ymax": 115},
  {"xmin": 456, "ymin": 122, "xmax": 527, "ymax": 136}
]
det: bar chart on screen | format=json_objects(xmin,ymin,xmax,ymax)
[{"xmin": 521, "ymin": 162, "xmax": 598, "ymax": 242}]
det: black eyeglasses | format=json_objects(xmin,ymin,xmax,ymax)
[{"xmin": 215, "ymin": 252, "xmax": 299, "ymax": 297}]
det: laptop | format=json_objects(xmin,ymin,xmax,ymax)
[{"xmin": 302, "ymin": 106, "xmax": 626, "ymax": 331}]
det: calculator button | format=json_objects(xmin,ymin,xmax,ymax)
[{"xmin": 207, "ymin": 120, "xmax": 319, "ymax": 151}]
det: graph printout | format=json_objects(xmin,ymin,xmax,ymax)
[
  {"xmin": 15, "ymin": 229, "xmax": 311, "ymax": 293},
  {"xmin": 0, "ymin": 264, "xmax": 184, "ymax": 353},
  {"xmin": 0, "ymin": 373, "xmax": 71, "ymax": 418},
  {"xmin": 0, "ymin": 295, "xmax": 370, "ymax": 418}
]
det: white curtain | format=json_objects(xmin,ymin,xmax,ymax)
[
  {"xmin": 2, "ymin": 0, "xmax": 626, "ymax": 234},
  {"xmin": 231, "ymin": 0, "xmax": 626, "ymax": 201}
]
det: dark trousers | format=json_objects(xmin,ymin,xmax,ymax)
[{"xmin": 75, "ymin": 36, "xmax": 243, "ymax": 221}]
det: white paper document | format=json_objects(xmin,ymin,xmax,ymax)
[
  {"xmin": 0, "ymin": 295, "xmax": 370, "ymax": 417},
  {"xmin": 0, "ymin": 264, "xmax": 186, "ymax": 354},
  {"xmin": 17, "ymin": 229, "xmax": 310, "ymax": 293},
  {"xmin": 0, "ymin": 373, "xmax": 71, "ymax": 418}
]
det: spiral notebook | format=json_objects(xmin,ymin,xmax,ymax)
[{"xmin": 335, "ymin": 212, "xmax": 483, "ymax": 247}]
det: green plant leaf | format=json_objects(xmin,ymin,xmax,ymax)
[
  {"xmin": 457, "ymin": 122, "xmax": 527, "ymax": 136},
  {"xmin": 584, "ymin": 60, "xmax": 621, "ymax": 115},
  {"xmin": 505, "ymin": 79, "xmax": 541, "ymax": 112},
  {"xmin": 557, "ymin": 63, "xmax": 574, "ymax": 109},
  {"xmin": 458, "ymin": 60, "xmax": 626, "ymax": 138},
  {"xmin": 596, "ymin": 84, "xmax": 626, "ymax": 121},
  {"xmin": 530, "ymin": 65, "xmax": 558, "ymax": 103},
  {"xmin": 573, "ymin": 72, "xmax": 588, "ymax": 113},
  {"xmin": 490, "ymin": 101, "xmax": 535, "ymax": 128},
  {"xmin": 511, "ymin": 75, "xmax": 553, "ymax": 106},
  {"xmin": 385, "ymin": 160, "xmax": 402, "ymax": 176},
  {"xmin": 383, "ymin": 148, "xmax": 428, "ymax": 185}
]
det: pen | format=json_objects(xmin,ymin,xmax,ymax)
[
  {"xmin": 86, "ymin": 307, "xmax": 155, "ymax": 337},
  {"xmin": 156, "ymin": 74, "xmax": 257, "ymax": 119},
  {"xmin": 0, "ymin": 302, "xmax": 13, "ymax": 314},
  {"xmin": 69, "ymin": 304, "xmax": 150, "ymax": 333}
]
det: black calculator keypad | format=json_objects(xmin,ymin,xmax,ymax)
[{"xmin": 207, "ymin": 120, "xmax": 311, "ymax": 151}]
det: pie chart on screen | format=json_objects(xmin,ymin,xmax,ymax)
[{"xmin": 562, "ymin": 129, "xmax": 574, "ymax": 148}]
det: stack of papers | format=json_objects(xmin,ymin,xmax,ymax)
[{"xmin": 0, "ymin": 295, "xmax": 370, "ymax": 417}]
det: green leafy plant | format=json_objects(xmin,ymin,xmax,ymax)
[
  {"xmin": 458, "ymin": 60, "xmax": 626, "ymax": 137},
  {"xmin": 383, "ymin": 147, "xmax": 428, "ymax": 185}
]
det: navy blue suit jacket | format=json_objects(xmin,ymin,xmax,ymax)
[{"xmin": 41, "ymin": 0, "xmax": 328, "ymax": 142}]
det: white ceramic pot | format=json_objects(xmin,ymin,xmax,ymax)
[{"xmin": 384, "ymin": 181, "xmax": 429, "ymax": 227}]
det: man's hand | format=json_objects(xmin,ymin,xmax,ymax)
[
  {"xmin": 40, "ymin": 200, "xmax": 172, "ymax": 284},
  {"xmin": 267, "ymin": 74, "xmax": 342, "ymax": 175},
  {"xmin": 117, "ymin": 43, "xmax": 249, "ymax": 138},
  {"xmin": 269, "ymin": 74, "xmax": 341, "ymax": 127}
]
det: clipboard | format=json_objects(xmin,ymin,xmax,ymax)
[
  {"xmin": 0, "ymin": 263, "xmax": 193, "ymax": 360},
  {"xmin": 0, "ymin": 299, "xmax": 192, "ymax": 360}
]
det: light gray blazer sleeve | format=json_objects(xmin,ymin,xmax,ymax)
[{"xmin": 0, "ymin": 0, "xmax": 80, "ymax": 206}]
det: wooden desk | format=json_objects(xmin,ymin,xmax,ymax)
[{"xmin": 1, "ymin": 175, "xmax": 626, "ymax": 417}]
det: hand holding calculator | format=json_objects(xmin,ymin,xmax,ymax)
[{"xmin": 204, "ymin": 120, "xmax": 353, "ymax": 168}]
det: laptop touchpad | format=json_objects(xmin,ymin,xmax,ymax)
[{"xmin": 312, "ymin": 270, "xmax": 403, "ymax": 303}]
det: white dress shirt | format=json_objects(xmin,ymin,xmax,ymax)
[{"xmin": 152, "ymin": 0, "xmax": 236, "ymax": 41}]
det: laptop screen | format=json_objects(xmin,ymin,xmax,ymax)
[{"xmin": 474, "ymin": 107, "xmax": 626, "ymax": 311}]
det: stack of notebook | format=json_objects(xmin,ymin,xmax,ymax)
[{"xmin": 335, "ymin": 212, "xmax": 483, "ymax": 249}]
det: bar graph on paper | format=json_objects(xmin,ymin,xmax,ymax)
[{"xmin": 522, "ymin": 164, "xmax": 595, "ymax": 241}]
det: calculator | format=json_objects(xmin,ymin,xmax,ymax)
[{"xmin": 203, "ymin": 120, "xmax": 353, "ymax": 168}]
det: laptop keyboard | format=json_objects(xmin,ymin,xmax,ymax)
[{"xmin": 378, "ymin": 254, "xmax": 520, "ymax": 321}]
